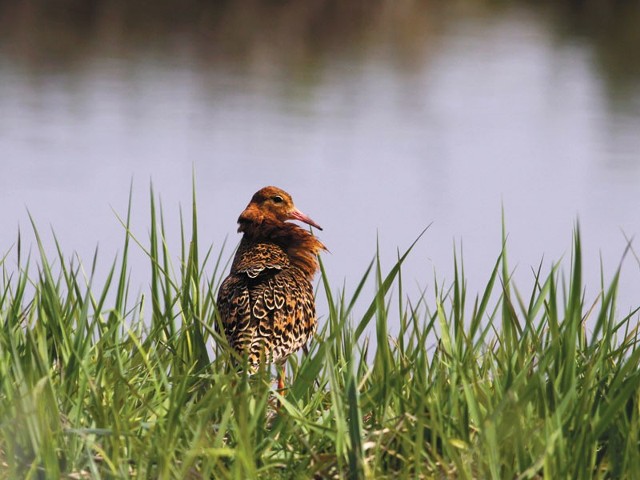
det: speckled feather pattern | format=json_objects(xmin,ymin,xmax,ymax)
[{"xmin": 216, "ymin": 187, "xmax": 325, "ymax": 368}]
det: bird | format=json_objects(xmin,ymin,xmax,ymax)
[{"xmin": 216, "ymin": 186, "xmax": 326, "ymax": 390}]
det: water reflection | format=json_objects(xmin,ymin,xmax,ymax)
[
  {"xmin": 2, "ymin": 1, "xmax": 639, "ymax": 95},
  {"xmin": 0, "ymin": 0, "xmax": 639, "ymax": 321}
]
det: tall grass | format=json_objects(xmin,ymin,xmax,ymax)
[{"xmin": 1, "ymin": 190, "xmax": 639, "ymax": 479}]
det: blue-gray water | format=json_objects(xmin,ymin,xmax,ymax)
[{"xmin": 1, "ymin": 2, "xmax": 639, "ymax": 325}]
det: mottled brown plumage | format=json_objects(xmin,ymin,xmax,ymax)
[{"xmin": 216, "ymin": 186, "xmax": 326, "ymax": 386}]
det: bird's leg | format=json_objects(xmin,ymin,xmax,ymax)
[{"xmin": 277, "ymin": 364, "xmax": 286, "ymax": 391}]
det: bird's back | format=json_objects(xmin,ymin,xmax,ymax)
[{"xmin": 216, "ymin": 240, "xmax": 317, "ymax": 365}]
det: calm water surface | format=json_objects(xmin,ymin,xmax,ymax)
[{"xmin": 1, "ymin": 2, "xmax": 639, "ymax": 325}]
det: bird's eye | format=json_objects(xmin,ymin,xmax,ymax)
[{"xmin": 273, "ymin": 195, "xmax": 284, "ymax": 204}]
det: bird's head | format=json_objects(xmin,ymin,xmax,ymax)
[{"xmin": 238, "ymin": 186, "xmax": 322, "ymax": 231}]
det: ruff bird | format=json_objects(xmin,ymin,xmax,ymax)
[{"xmin": 216, "ymin": 186, "xmax": 326, "ymax": 389}]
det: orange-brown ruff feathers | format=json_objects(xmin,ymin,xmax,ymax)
[{"xmin": 216, "ymin": 186, "xmax": 326, "ymax": 387}]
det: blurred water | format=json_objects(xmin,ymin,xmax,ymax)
[{"xmin": 1, "ymin": 1, "xmax": 639, "ymax": 327}]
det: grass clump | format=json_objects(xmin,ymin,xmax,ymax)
[{"xmin": 1, "ymin": 189, "xmax": 639, "ymax": 479}]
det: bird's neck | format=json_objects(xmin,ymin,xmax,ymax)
[{"xmin": 239, "ymin": 221, "xmax": 326, "ymax": 279}]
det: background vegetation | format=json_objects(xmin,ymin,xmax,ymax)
[
  {"xmin": 2, "ymin": 0, "xmax": 639, "ymax": 106},
  {"xmin": 1, "ymin": 190, "xmax": 639, "ymax": 479}
]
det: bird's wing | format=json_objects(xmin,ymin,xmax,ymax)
[
  {"xmin": 216, "ymin": 273, "xmax": 252, "ymax": 352},
  {"xmin": 217, "ymin": 267, "xmax": 317, "ymax": 364},
  {"xmin": 247, "ymin": 268, "xmax": 317, "ymax": 362},
  {"xmin": 217, "ymin": 243, "xmax": 288, "ymax": 353}
]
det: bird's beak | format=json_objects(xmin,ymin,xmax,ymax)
[{"xmin": 289, "ymin": 208, "xmax": 323, "ymax": 231}]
